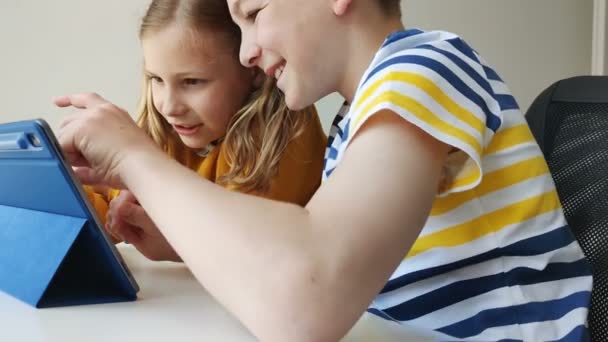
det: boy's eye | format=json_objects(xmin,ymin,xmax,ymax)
[{"xmin": 246, "ymin": 8, "xmax": 261, "ymax": 21}]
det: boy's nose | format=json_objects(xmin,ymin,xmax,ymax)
[{"xmin": 240, "ymin": 38, "xmax": 261, "ymax": 68}]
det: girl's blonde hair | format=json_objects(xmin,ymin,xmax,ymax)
[{"xmin": 137, "ymin": 0, "xmax": 311, "ymax": 193}]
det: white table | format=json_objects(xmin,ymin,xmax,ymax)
[{"xmin": 0, "ymin": 246, "xmax": 434, "ymax": 341}]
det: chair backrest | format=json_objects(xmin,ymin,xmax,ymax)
[{"xmin": 526, "ymin": 76, "xmax": 608, "ymax": 341}]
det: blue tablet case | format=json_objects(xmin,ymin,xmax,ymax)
[{"xmin": 0, "ymin": 119, "xmax": 139, "ymax": 307}]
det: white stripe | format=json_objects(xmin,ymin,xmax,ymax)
[
  {"xmin": 360, "ymin": 47, "xmax": 501, "ymax": 123},
  {"xmin": 391, "ymin": 209, "xmax": 567, "ymax": 276},
  {"xmin": 344, "ymin": 100, "xmax": 484, "ymax": 181},
  {"xmin": 368, "ymin": 79, "xmax": 486, "ymax": 140},
  {"xmin": 490, "ymin": 79, "xmax": 512, "ymax": 96},
  {"xmin": 481, "ymin": 141, "xmax": 543, "ymax": 173},
  {"xmin": 403, "ymin": 276, "xmax": 591, "ymax": 334},
  {"xmin": 473, "ymin": 307, "xmax": 589, "ymax": 341},
  {"xmin": 423, "ymin": 173, "xmax": 556, "ymax": 235},
  {"xmin": 408, "ymin": 47, "xmax": 502, "ymax": 116},
  {"xmin": 354, "ymin": 62, "xmax": 489, "ymax": 127},
  {"xmin": 487, "ymin": 108, "xmax": 527, "ymax": 136},
  {"xmin": 376, "ymin": 241, "xmax": 586, "ymax": 311},
  {"xmin": 431, "ymin": 39, "xmax": 488, "ymax": 81},
  {"xmin": 369, "ymin": 30, "xmax": 460, "ymax": 77}
]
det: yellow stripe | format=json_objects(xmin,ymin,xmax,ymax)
[
  {"xmin": 407, "ymin": 190, "xmax": 561, "ymax": 258},
  {"xmin": 449, "ymin": 165, "xmax": 481, "ymax": 190},
  {"xmin": 354, "ymin": 71, "xmax": 485, "ymax": 136},
  {"xmin": 484, "ymin": 124, "xmax": 535, "ymax": 155},
  {"xmin": 431, "ymin": 156, "xmax": 550, "ymax": 216},
  {"xmin": 355, "ymin": 91, "xmax": 483, "ymax": 156}
]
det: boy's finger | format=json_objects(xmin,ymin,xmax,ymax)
[
  {"xmin": 52, "ymin": 93, "xmax": 107, "ymax": 109},
  {"xmin": 73, "ymin": 167, "xmax": 104, "ymax": 185}
]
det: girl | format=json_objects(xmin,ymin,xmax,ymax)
[{"xmin": 81, "ymin": 0, "xmax": 327, "ymax": 262}]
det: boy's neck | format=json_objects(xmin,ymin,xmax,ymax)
[{"xmin": 337, "ymin": 17, "xmax": 404, "ymax": 103}]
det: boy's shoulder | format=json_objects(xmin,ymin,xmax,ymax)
[
  {"xmin": 363, "ymin": 29, "xmax": 481, "ymax": 85},
  {"xmin": 355, "ymin": 28, "xmax": 499, "ymax": 110}
]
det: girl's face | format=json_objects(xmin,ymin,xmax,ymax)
[{"xmin": 142, "ymin": 23, "xmax": 256, "ymax": 149}]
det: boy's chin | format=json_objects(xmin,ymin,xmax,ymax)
[{"xmin": 284, "ymin": 88, "xmax": 317, "ymax": 111}]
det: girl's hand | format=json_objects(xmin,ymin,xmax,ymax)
[
  {"xmin": 54, "ymin": 92, "xmax": 160, "ymax": 189},
  {"xmin": 107, "ymin": 190, "xmax": 182, "ymax": 262}
]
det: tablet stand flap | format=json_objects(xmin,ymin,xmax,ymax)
[
  {"xmin": 0, "ymin": 204, "xmax": 84, "ymax": 307},
  {"xmin": 38, "ymin": 221, "xmax": 138, "ymax": 308}
]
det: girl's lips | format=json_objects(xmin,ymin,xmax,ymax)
[{"xmin": 173, "ymin": 124, "xmax": 202, "ymax": 136}]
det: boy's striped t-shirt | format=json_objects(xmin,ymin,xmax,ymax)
[{"xmin": 323, "ymin": 29, "xmax": 592, "ymax": 341}]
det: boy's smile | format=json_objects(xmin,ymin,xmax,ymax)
[{"xmin": 228, "ymin": 0, "xmax": 345, "ymax": 110}]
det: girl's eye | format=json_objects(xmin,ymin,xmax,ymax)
[
  {"xmin": 149, "ymin": 75, "xmax": 163, "ymax": 84},
  {"xmin": 184, "ymin": 78, "xmax": 207, "ymax": 86}
]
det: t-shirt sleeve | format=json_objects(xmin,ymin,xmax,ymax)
[{"xmin": 344, "ymin": 38, "xmax": 503, "ymax": 195}]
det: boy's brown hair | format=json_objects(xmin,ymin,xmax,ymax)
[{"xmin": 378, "ymin": 0, "xmax": 402, "ymax": 17}]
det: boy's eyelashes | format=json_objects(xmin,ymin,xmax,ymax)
[
  {"xmin": 245, "ymin": 5, "xmax": 265, "ymax": 22},
  {"xmin": 246, "ymin": 9, "xmax": 260, "ymax": 21}
]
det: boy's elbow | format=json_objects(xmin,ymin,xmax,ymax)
[
  {"xmin": 254, "ymin": 321, "xmax": 347, "ymax": 342},
  {"xmin": 251, "ymin": 257, "xmax": 355, "ymax": 342}
]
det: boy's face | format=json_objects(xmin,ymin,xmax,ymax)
[
  {"xmin": 142, "ymin": 24, "xmax": 255, "ymax": 149},
  {"xmin": 228, "ymin": 0, "xmax": 343, "ymax": 110}
]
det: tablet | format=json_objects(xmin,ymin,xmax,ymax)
[{"xmin": 0, "ymin": 119, "xmax": 139, "ymax": 307}]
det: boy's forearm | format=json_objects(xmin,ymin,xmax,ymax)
[{"xmin": 120, "ymin": 149, "xmax": 324, "ymax": 337}]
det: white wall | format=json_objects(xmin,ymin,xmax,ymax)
[
  {"xmin": 0, "ymin": 0, "xmax": 595, "ymax": 133},
  {"xmin": 0, "ymin": 0, "xmax": 148, "ymax": 130},
  {"xmin": 317, "ymin": 0, "xmax": 594, "ymax": 131}
]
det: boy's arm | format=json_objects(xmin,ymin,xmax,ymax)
[{"xmin": 123, "ymin": 110, "xmax": 449, "ymax": 342}]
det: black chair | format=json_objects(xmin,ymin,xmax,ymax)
[{"xmin": 526, "ymin": 76, "xmax": 608, "ymax": 341}]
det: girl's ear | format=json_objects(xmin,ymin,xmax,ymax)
[{"xmin": 332, "ymin": 0, "xmax": 353, "ymax": 16}]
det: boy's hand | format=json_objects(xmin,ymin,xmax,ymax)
[
  {"xmin": 54, "ymin": 92, "xmax": 160, "ymax": 189},
  {"xmin": 107, "ymin": 190, "xmax": 182, "ymax": 262}
]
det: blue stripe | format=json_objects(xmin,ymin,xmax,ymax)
[
  {"xmin": 437, "ymin": 291, "xmax": 591, "ymax": 339},
  {"xmin": 381, "ymin": 225, "xmax": 578, "ymax": 294},
  {"xmin": 416, "ymin": 44, "xmax": 502, "ymax": 131},
  {"xmin": 497, "ymin": 94, "xmax": 520, "ymax": 111},
  {"xmin": 327, "ymin": 147, "xmax": 338, "ymax": 160},
  {"xmin": 417, "ymin": 44, "xmax": 493, "ymax": 97},
  {"xmin": 383, "ymin": 259, "xmax": 591, "ymax": 321},
  {"xmin": 550, "ymin": 325, "xmax": 589, "ymax": 342},
  {"xmin": 446, "ymin": 38, "xmax": 480, "ymax": 64},
  {"xmin": 362, "ymin": 55, "xmax": 501, "ymax": 132},
  {"xmin": 496, "ymin": 340, "xmax": 522, "ymax": 342},
  {"xmin": 325, "ymin": 167, "xmax": 335, "ymax": 178},
  {"xmin": 484, "ymin": 65, "xmax": 503, "ymax": 82},
  {"xmin": 326, "ymin": 119, "xmax": 344, "ymax": 147},
  {"xmin": 342, "ymin": 119, "xmax": 350, "ymax": 141},
  {"xmin": 382, "ymin": 29, "xmax": 424, "ymax": 48},
  {"xmin": 367, "ymin": 307, "xmax": 398, "ymax": 322}
]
